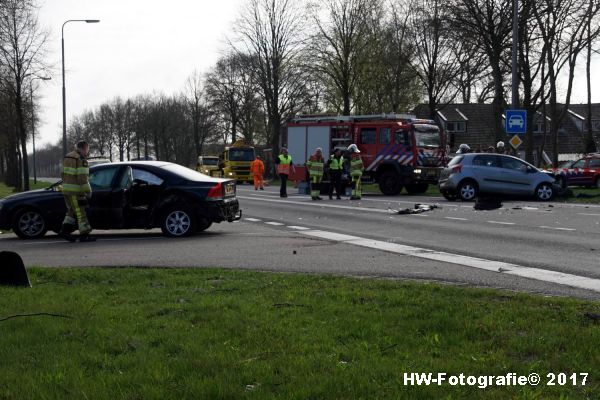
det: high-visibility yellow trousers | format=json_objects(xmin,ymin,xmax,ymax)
[
  {"xmin": 351, "ymin": 175, "xmax": 362, "ymax": 199},
  {"xmin": 63, "ymin": 195, "xmax": 92, "ymax": 235}
]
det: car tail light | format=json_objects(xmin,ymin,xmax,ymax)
[
  {"xmin": 207, "ymin": 183, "xmax": 223, "ymax": 200},
  {"xmin": 451, "ymin": 164, "xmax": 462, "ymax": 174}
]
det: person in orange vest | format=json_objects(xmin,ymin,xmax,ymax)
[
  {"xmin": 275, "ymin": 147, "xmax": 295, "ymax": 198},
  {"xmin": 250, "ymin": 155, "xmax": 265, "ymax": 190}
]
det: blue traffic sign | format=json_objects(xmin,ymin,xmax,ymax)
[{"xmin": 505, "ymin": 109, "xmax": 527, "ymax": 134}]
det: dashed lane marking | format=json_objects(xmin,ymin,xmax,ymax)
[
  {"xmin": 264, "ymin": 222, "xmax": 284, "ymax": 226},
  {"xmin": 299, "ymin": 230, "xmax": 600, "ymax": 293},
  {"xmin": 287, "ymin": 226, "xmax": 310, "ymax": 230},
  {"xmin": 539, "ymin": 226, "xmax": 576, "ymax": 232},
  {"xmin": 487, "ymin": 221, "xmax": 516, "ymax": 225},
  {"xmin": 244, "ymin": 218, "xmax": 262, "ymax": 222},
  {"xmin": 445, "ymin": 217, "xmax": 468, "ymax": 221}
]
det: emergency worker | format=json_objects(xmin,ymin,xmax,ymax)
[
  {"xmin": 496, "ymin": 141, "xmax": 507, "ymax": 154},
  {"xmin": 456, "ymin": 143, "xmax": 471, "ymax": 154},
  {"xmin": 250, "ymin": 155, "xmax": 265, "ymax": 190},
  {"xmin": 328, "ymin": 148, "xmax": 344, "ymax": 200},
  {"xmin": 347, "ymin": 144, "xmax": 364, "ymax": 200},
  {"xmin": 275, "ymin": 147, "xmax": 295, "ymax": 198},
  {"xmin": 59, "ymin": 141, "xmax": 95, "ymax": 242},
  {"xmin": 306, "ymin": 147, "xmax": 325, "ymax": 200}
]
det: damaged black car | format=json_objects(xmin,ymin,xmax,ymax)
[{"xmin": 0, "ymin": 161, "xmax": 241, "ymax": 239}]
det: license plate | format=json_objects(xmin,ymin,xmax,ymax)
[{"xmin": 225, "ymin": 184, "xmax": 235, "ymax": 196}]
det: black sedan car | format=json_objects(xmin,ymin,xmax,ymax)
[{"xmin": 0, "ymin": 161, "xmax": 241, "ymax": 239}]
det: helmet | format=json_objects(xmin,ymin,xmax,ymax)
[
  {"xmin": 315, "ymin": 147, "xmax": 322, "ymax": 153},
  {"xmin": 347, "ymin": 144, "xmax": 360, "ymax": 153},
  {"xmin": 456, "ymin": 143, "xmax": 470, "ymax": 154},
  {"xmin": 496, "ymin": 141, "xmax": 505, "ymax": 148}
]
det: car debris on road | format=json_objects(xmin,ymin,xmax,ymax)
[{"xmin": 392, "ymin": 203, "xmax": 439, "ymax": 215}]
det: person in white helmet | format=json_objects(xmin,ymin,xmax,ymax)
[
  {"xmin": 496, "ymin": 141, "xmax": 506, "ymax": 154},
  {"xmin": 347, "ymin": 144, "xmax": 364, "ymax": 200},
  {"xmin": 456, "ymin": 143, "xmax": 471, "ymax": 154}
]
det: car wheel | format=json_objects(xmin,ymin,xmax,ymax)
[
  {"xmin": 405, "ymin": 183, "xmax": 428, "ymax": 194},
  {"xmin": 442, "ymin": 191, "xmax": 458, "ymax": 201},
  {"xmin": 378, "ymin": 171, "xmax": 402, "ymax": 195},
  {"xmin": 12, "ymin": 208, "xmax": 47, "ymax": 239},
  {"xmin": 196, "ymin": 217, "xmax": 213, "ymax": 232},
  {"xmin": 161, "ymin": 205, "xmax": 196, "ymax": 237},
  {"xmin": 535, "ymin": 182, "xmax": 554, "ymax": 201},
  {"xmin": 457, "ymin": 180, "xmax": 478, "ymax": 201}
]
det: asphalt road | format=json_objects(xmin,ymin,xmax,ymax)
[{"xmin": 2, "ymin": 184, "xmax": 600, "ymax": 299}]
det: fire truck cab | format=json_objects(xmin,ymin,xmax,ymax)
[{"xmin": 284, "ymin": 114, "xmax": 446, "ymax": 195}]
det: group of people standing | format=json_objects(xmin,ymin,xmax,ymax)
[
  {"xmin": 455, "ymin": 141, "xmax": 510, "ymax": 155},
  {"xmin": 296, "ymin": 144, "xmax": 364, "ymax": 201},
  {"xmin": 250, "ymin": 144, "xmax": 365, "ymax": 200}
]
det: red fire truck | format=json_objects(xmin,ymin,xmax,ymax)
[{"xmin": 284, "ymin": 114, "xmax": 446, "ymax": 195}]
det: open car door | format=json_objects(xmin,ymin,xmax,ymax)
[{"xmin": 87, "ymin": 166, "xmax": 132, "ymax": 229}]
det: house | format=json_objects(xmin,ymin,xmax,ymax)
[{"xmin": 413, "ymin": 103, "xmax": 600, "ymax": 157}]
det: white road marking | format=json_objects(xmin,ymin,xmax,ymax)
[
  {"xmin": 300, "ymin": 230, "xmax": 600, "ymax": 293},
  {"xmin": 265, "ymin": 222, "xmax": 284, "ymax": 226},
  {"xmin": 578, "ymin": 213, "xmax": 600, "ymax": 217},
  {"xmin": 20, "ymin": 236, "xmax": 166, "ymax": 245},
  {"xmin": 244, "ymin": 218, "xmax": 262, "ymax": 222},
  {"xmin": 287, "ymin": 226, "xmax": 310, "ymax": 230},
  {"xmin": 238, "ymin": 195, "xmax": 391, "ymax": 214},
  {"xmin": 487, "ymin": 221, "xmax": 516, "ymax": 225},
  {"xmin": 539, "ymin": 226, "xmax": 576, "ymax": 232},
  {"xmin": 445, "ymin": 217, "xmax": 468, "ymax": 221}
]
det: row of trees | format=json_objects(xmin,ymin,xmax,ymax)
[
  {"xmin": 0, "ymin": 0, "xmax": 48, "ymax": 190},
  {"xmin": 3, "ymin": 0, "xmax": 600, "ymax": 187}
]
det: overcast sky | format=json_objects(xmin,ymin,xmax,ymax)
[{"xmin": 34, "ymin": 0, "xmax": 599, "ymax": 148}]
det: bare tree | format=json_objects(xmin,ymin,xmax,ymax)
[
  {"xmin": 234, "ymin": 0, "xmax": 308, "ymax": 153},
  {"xmin": 405, "ymin": 0, "xmax": 461, "ymax": 118},
  {"xmin": 452, "ymin": 0, "xmax": 513, "ymax": 141},
  {"xmin": 308, "ymin": 0, "xmax": 380, "ymax": 115},
  {"xmin": 0, "ymin": 0, "xmax": 49, "ymax": 190},
  {"xmin": 185, "ymin": 70, "xmax": 214, "ymax": 155},
  {"xmin": 533, "ymin": 0, "xmax": 600, "ymax": 165}
]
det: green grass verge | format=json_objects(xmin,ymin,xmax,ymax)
[
  {"xmin": 0, "ymin": 180, "xmax": 51, "ymax": 199},
  {"xmin": 1, "ymin": 268, "xmax": 598, "ymax": 399}
]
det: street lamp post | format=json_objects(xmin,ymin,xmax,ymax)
[
  {"xmin": 30, "ymin": 76, "xmax": 51, "ymax": 184},
  {"xmin": 62, "ymin": 19, "xmax": 100, "ymax": 156},
  {"xmin": 511, "ymin": 0, "xmax": 519, "ymax": 109}
]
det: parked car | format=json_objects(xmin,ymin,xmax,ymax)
[
  {"xmin": 551, "ymin": 154, "xmax": 600, "ymax": 188},
  {"xmin": 0, "ymin": 161, "xmax": 241, "ymax": 239},
  {"xmin": 87, "ymin": 157, "xmax": 111, "ymax": 167},
  {"xmin": 438, "ymin": 153, "xmax": 557, "ymax": 201}
]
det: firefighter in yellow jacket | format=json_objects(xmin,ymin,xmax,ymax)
[
  {"xmin": 306, "ymin": 147, "xmax": 324, "ymax": 200},
  {"xmin": 59, "ymin": 141, "xmax": 95, "ymax": 242},
  {"xmin": 348, "ymin": 144, "xmax": 364, "ymax": 200}
]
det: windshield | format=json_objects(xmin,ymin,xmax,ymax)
[
  {"xmin": 414, "ymin": 131, "xmax": 440, "ymax": 148},
  {"xmin": 229, "ymin": 149, "xmax": 255, "ymax": 161},
  {"xmin": 201, "ymin": 158, "xmax": 219, "ymax": 166}
]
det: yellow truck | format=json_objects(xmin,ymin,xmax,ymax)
[
  {"xmin": 219, "ymin": 140, "xmax": 256, "ymax": 183},
  {"xmin": 196, "ymin": 156, "xmax": 221, "ymax": 177}
]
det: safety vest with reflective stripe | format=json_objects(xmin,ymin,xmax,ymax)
[
  {"xmin": 61, "ymin": 151, "xmax": 91, "ymax": 195},
  {"xmin": 329, "ymin": 155, "xmax": 344, "ymax": 170},
  {"xmin": 277, "ymin": 154, "xmax": 292, "ymax": 175},
  {"xmin": 350, "ymin": 156, "xmax": 364, "ymax": 177},
  {"xmin": 306, "ymin": 156, "xmax": 324, "ymax": 177}
]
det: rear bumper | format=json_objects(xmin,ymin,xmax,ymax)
[{"xmin": 202, "ymin": 198, "xmax": 241, "ymax": 223}]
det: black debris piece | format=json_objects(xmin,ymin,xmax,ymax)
[
  {"xmin": 393, "ymin": 204, "xmax": 439, "ymax": 215},
  {"xmin": 474, "ymin": 196, "xmax": 502, "ymax": 211},
  {"xmin": 0, "ymin": 251, "xmax": 31, "ymax": 287}
]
